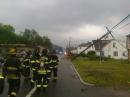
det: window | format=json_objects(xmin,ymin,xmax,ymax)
[
  {"xmin": 113, "ymin": 51, "xmax": 118, "ymax": 56},
  {"xmin": 101, "ymin": 51, "xmax": 104, "ymax": 56},
  {"xmin": 113, "ymin": 42, "xmax": 116, "ymax": 48},
  {"xmin": 127, "ymin": 37, "xmax": 130, "ymax": 44},
  {"xmin": 123, "ymin": 52, "xmax": 127, "ymax": 57}
]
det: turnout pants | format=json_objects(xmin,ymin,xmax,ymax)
[
  {"xmin": 8, "ymin": 78, "xmax": 20, "ymax": 97},
  {"xmin": 51, "ymin": 67, "xmax": 58, "ymax": 81},
  {"xmin": 0, "ymin": 77, "xmax": 4, "ymax": 94},
  {"xmin": 37, "ymin": 74, "xmax": 48, "ymax": 89},
  {"xmin": 31, "ymin": 70, "xmax": 37, "ymax": 86},
  {"xmin": 46, "ymin": 69, "xmax": 51, "ymax": 82},
  {"xmin": 23, "ymin": 67, "xmax": 30, "ymax": 79}
]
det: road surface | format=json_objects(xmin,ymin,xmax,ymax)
[{"xmin": 0, "ymin": 56, "xmax": 130, "ymax": 97}]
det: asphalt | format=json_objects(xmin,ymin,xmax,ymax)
[
  {"xmin": 1, "ymin": 56, "xmax": 130, "ymax": 97},
  {"xmin": 0, "ymin": 76, "xmax": 32, "ymax": 97}
]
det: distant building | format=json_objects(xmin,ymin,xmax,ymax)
[
  {"xmin": 70, "ymin": 47, "xmax": 78, "ymax": 54},
  {"xmin": 93, "ymin": 39, "xmax": 127, "ymax": 59},
  {"xmin": 77, "ymin": 42, "xmax": 95, "ymax": 54},
  {"xmin": 72, "ymin": 39, "xmax": 128, "ymax": 59},
  {"xmin": 0, "ymin": 44, "xmax": 33, "ymax": 56}
]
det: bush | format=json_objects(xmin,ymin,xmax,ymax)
[
  {"xmin": 80, "ymin": 53, "xmax": 87, "ymax": 57},
  {"xmin": 87, "ymin": 51, "xmax": 96, "ymax": 56},
  {"xmin": 86, "ymin": 51, "xmax": 98, "ymax": 60}
]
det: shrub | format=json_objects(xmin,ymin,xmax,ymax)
[
  {"xmin": 80, "ymin": 53, "xmax": 87, "ymax": 57},
  {"xmin": 86, "ymin": 51, "xmax": 98, "ymax": 60}
]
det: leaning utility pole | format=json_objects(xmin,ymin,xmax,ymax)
[
  {"xmin": 74, "ymin": 14, "xmax": 130, "ymax": 59},
  {"xmin": 67, "ymin": 37, "xmax": 72, "ymax": 55}
]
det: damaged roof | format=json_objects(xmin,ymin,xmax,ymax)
[
  {"xmin": 93, "ymin": 40, "xmax": 111, "ymax": 51},
  {"xmin": 78, "ymin": 42, "xmax": 92, "ymax": 47}
]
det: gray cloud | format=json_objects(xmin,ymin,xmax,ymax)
[{"xmin": 0, "ymin": 0, "xmax": 130, "ymax": 47}]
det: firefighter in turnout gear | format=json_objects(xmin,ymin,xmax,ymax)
[
  {"xmin": 33, "ymin": 47, "xmax": 40, "ymax": 60},
  {"xmin": 41, "ymin": 48, "xmax": 51, "ymax": 83},
  {"xmin": 36, "ymin": 59, "xmax": 48, "ymax": 91},
  {"xmin": 0, "ymin": 74, "xmax": 4, "ymax": 95},
  {"xmin": 50, "ymin": 50, "xmax": 59, "ymax": 82},
  {"xmin": 3, "ymin": 48, "xmax": 21, "ymax": 97},
  {"xmin": 22, "ymin": 52, "xmax": 31, "ymax": 82},
  {"xmin": 30, "ymin": 56, "xmax": 40, "ymax": 87},
  {"xmin": 0, "ymin": 57, "xmax": 5, "ymax": 95}
]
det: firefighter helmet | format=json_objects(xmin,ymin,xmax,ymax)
[
  {"xmin": 8, "ymin": 48, "xmax": 17, "ymax": 55},
  {"xmin": 42, "ymin": 48, "xmax": 48, "ymax": 55}
]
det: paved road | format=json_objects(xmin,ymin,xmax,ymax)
[
  {"xmin": 31, "ymin": 57, "xmax": 122, "ymax": 97},
  {"xmin": 0, "ymin": 76, "xmax": 32, "ymax": 97},
  {"xmin": 1, "ymin": 57, "xmax": 130, "ymax": 97}
]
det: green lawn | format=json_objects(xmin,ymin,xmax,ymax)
[{"xmin": 72, "ymin": 58, "xmax": 130, "ymax": 88}]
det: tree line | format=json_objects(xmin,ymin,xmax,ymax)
[{"xmin": 0, "ymin": 23, "xmax": 52, "ymax": 49}]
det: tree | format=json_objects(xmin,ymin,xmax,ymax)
[
  {"xmin": 0, "ymin": 24, "xmax": 17, "ymax": 44},
  {"xmin": 0, "ymin": 23, "xmax": 53, "ymax": 49}
]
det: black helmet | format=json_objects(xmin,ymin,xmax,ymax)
[
  {"xmin": 42, "ymin": 48, "xmax": 48, "ymax": 55},
  {"xmin": 51, "ymin": 49, "xmax": 56, "ymax": 54}
]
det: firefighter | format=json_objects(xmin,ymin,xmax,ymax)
[
  {"xmin": 50, "ymin": 50, "xmax": 59, "ymax": 82},
  {"xmin": 41, "ymin": 48, "xmax": 51, "ymax": 83},
  {"xmin": 0, "ymin": 56, "xmax": 5, "ymax": 95},
  {"xmin": 36, "ymin": 59, "xmax": 48, "ymax": 92},
  {"xmin": 3, "ymin": 48, "xmax": 21, "ymax": 97},
  {"xmin": 30, "ymin": 55, "xmax": 40, "ymax": 87},
  {"xmin": 33, "ymin": 47, "xmax": 40, "ymax": 60},
  {"xmin": 0, "ymin": 74, "xmax": 4, "ymax": 95},
  {"xmin": 0, "ymin": 56, "xmax": 4, "ymax": 67},
  {"xmin": 21, "ymin": 51, "xmax": 31, "ymax": 82}
]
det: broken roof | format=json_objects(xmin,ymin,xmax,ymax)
[
  {"xmin": 78, "ymin": 42, "xmax": 92, "ymax": 47},
  {"xmin": 126, "ymin": 34, "xmax": 130, "ymax": 37},
  {"xmin": 93, "ymin": 40, "xmax": 111, "ymax": 51}
]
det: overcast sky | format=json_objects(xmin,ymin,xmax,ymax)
[{"xmin": 0, "ymin": 0, "xmax": 130, "ymax": 47}]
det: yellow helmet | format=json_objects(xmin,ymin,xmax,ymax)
[{"xmin": 9, "ymin": 48, "xmax": 17, "ymax": 55}]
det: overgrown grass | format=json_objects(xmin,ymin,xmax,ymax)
[{"xmin": 72, "ymin": 58, "xmax": 130, "ymax": 88}]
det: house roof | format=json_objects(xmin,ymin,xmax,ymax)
[
  {"xmin": 126, "ymin": 34, "xmax": 130, "ymax": 37},
  {"xmin": 93, "ymin": 40, "xmax": 111, "ymax": 51},
  {"xmin": 78, "ymin": 42, "xmax": 92, "ymax": 47}
]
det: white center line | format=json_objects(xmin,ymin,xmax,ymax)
[{"xmin": 26, "ymin": 86, "xmax": 37, "ymax": 97}]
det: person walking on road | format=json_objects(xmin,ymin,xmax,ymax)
[
  {"xmin": 41, "ymin": 48, "xmax": 51, "ymax": 83},
  {"xmin": 3, "ymin": 48, "xmax": 21, "ymax": 97},
  {"xmin": 50, "ymin": 50, "xmax": 59, "ymax": 82},
  {"xmin": 0, "ymin": 73, "xmax": 5, "ymax": 95},
  {"xmin": 30, "ymin": 57, "xmax": 40, "ymax": 87},
  {"xmin": 36, "ymin": 59, "xmax": 48, "ymax": 92},
  {"xmin": 21, "ymin": 52, "xmax": 31, "ymax": 82}
]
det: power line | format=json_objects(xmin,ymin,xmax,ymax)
[
  {"xmin": 115, "ymin": 22, "xmax": 130, "ymax": 31},
  {"xmin": 74, "ymin": 14, "xmax": 130, "ymax": 58},
  {"xmin": 111, "ymin": 14, "xmax": 130, "ymax": 31}
]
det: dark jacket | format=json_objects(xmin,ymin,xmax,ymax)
[
  {"xmin": 3, "ymin": 55, "xmax": 21, "ymax": 79},
  {"xmin": 50, "ymin": 54, "xmax": 59, "ymax": 68}
]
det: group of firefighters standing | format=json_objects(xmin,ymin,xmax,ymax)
[{"xmin": 0, "ymin": 47, "xmax": 59, "ymax": 97}]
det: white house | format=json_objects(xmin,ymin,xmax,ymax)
[
  {"xmin": 76, "ymin": 42, "xmax": 95, "ymax": 54},
  {"xmin": 93, "ymin": 39, "xmax": 128, "ymax": 59},
  {"xmin": 70, "ymin": 47, "xmax": 78, "ymax": 54},
  {"xmin": 72, "ymin": 39, "xmax": 128, "ymax": 59}
]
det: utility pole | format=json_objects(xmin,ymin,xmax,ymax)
[
  {"xmin": 99, "ymin": 39, "xmax": 102, "ymax": 64},
  {"xmin": 73, "ymin": 14, "xmax": 130, "ymax": 59},
  {"xmin": 68, "ymin": 37, "xmax": 72, "ymax": 55}
]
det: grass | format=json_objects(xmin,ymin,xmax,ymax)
[{"xmin": 72, "ymin": 58, "xmax": 130, "ymax": 88}]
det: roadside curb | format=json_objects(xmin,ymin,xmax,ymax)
[{"xmin": 70, "ymin": 61, "xmax": 94, "ymax": 86}]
